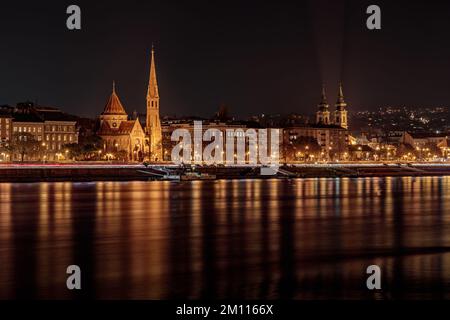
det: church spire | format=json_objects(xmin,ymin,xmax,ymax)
[
  {"xmin": 147, "ymin": 46, "xmax": 159, "ymax": 99},
  {"xmin": 334, "ymin": 82, "xmax": 348, "ymax": 129},
  {"xmin": 316, "ymin": 85, "xmax": 331, "ymax": 125},
  {"xmin": 146, "ymin": 44, "xmax": 163, "ymax": 162},
  {"xmin": 318, "ymin": 84, "xmax": 329, "ymax": 111},
  {"xmin": 335, "ymin": 82, "xmax": 347, "ymax": 111},
  {"xmin": 112, "ymin": 80, "xmax": 116, "ymax": 94}
]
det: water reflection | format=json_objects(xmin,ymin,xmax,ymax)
[{"xmin": 0, "ymin": 177, "xmax": 450, "ymax": 299}]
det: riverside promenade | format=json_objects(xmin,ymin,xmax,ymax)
[{"xmin": 2, "ymin": 163, "xmax": 450, "ymax": 182}]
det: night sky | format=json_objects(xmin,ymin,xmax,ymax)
[{"xmin": 1, "ymin": 0, "xmax": 450, "ymax": 119}]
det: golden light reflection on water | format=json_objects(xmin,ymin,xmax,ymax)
[{"xmin": 0, "ymin": 177, "xmax": 450, "ymax": 299}]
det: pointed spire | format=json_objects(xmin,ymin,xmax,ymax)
[
  {"xmin": 336, "ymin": 82, "xmax": 347, "ymax": 110},
  {"xmin": 320, "ymin": 84, "xmax": 328, "ymax": 104},
  {"xmin": 112, "ymin": 80, "xmax": 116, "ymax": 94},
  {"xmin": 337, "ymin": 82, "xmax": 345, "ymax": 102},
  {"xmin": 318, "ymin": 84, "xmax": 329, "ymax": 111},
  {"xmin": 147, "ymin": 45, "xmax": 159, "ymax": 99}
]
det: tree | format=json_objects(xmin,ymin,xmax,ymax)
[
  {"xmin": 0, "ymin": 143, "xmax": 11, "ymax": 161},
  {"xmin": 286, "ymin": 136, "xmax": 322, "ymax": 162},
  {"xmin": 114, "ymin": 150, "xmax": 128, "ymax": 162},
  {"xmin": 63, "ymin": 134, "xmax": 104, "ymax": 161},
  {"xmin": 397, "ymin": 143, "xmax": 417, "ymax": 160},
  {"xmin": 63, "ymin": 143, "xmax": 82, "ymax": 160},
  {"xmin": 10, "ymin": 132, "xmax": 41, "ymax": 162}
]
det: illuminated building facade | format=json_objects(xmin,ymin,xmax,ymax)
[
  {"xmin": 97, "ymin": 83, "xmax": 146, "ymax": 161},
  {"xmin": 146, "ymin": 47, "xmax": 163, "ymax": 162}
]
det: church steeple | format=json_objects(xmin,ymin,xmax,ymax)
[
  {"xmin": 319, "ymin": 85, "xmax": 328, "ymax": 108},
  {"xmin": 335, "ymin": 82, "xmax": 347, "ymax": 110},
  {"xmin": 316, "ymin": 85, "xmax": 331, "ymax": 125},
  {"xmin": 147, "ymin": 45, "xmax": 159, "ymax": 100},
  {"xmin": 146, "ymin": 45, "xmax": 163, "ymax": 162},
  {"xmin": 334, "ymin": 82, "xmax": 348, "ymax": 129}
]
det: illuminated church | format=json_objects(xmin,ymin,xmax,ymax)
[
  {"xmin": 315, "ymin": 83, "xmax": 348, "ymax": 129},
  {"xmin": 97, "ymin": 47, "xmax": 163, "ymax": 162},
  {"xmin": 283, "ymin": 83, "xmax": 349, "ymax": 162}
]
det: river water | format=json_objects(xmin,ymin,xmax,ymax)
[{"xmin": 0, "ymin": 177, "xmax": 449, "ymax": 299}]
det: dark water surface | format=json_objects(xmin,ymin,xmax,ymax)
[{"xmin": 0, "ymin": 177, "xmax": 450, "ymax": 299}]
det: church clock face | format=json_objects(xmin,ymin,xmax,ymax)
[{"xmin": 112, "ymin": 122, "xmax": 117, "ymax": 128}]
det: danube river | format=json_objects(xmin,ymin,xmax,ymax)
[{"xmin": 0, "ymin": 177, "xmax": 450, "ymax": 299}]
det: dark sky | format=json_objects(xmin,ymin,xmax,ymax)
[{"xmin": 1, "ymin": 0, "xmax": 450, "ymax": 119}]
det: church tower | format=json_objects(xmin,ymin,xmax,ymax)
[
  {"xmin": 146, "ymin": 46, "xmax": 163, "ymax": 161},
  {"xmin": 99, "ymin": 81, "xmax": 128, "ymax": 128},
  {"xmin": 334, "ymin": 83, "xmax": 348, "ymax": 129},
  {"xmin": 316, "ymin": 85, "xmax": 331, "ymax": 125}
]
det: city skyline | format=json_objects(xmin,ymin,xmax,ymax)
[
  {"xmin": 2, "ymin": 0, "xmax": 450, "ymax": 308},
  {"xmin": 2, "ymin": 0, "xmax": 450, "ymax": 118}
]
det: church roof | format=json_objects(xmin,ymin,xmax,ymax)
[
  {"xmin": 101, "ymin": 82, "xmax": 127, "ymax": 116},
  {"xmin": 118, "ymin": 121, "xmax": 136, "ymax": 133},
  {"xmin": 97, "ymin": 120, "xmax": 141, "ymax": 136}
]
